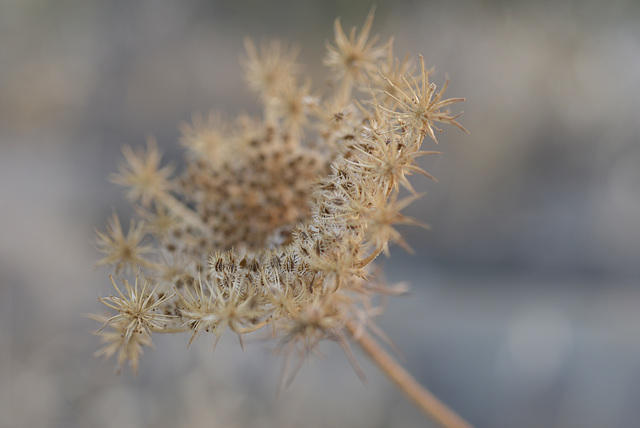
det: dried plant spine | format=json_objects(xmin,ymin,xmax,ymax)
[{"xmin": 93, "ymin": 10, "xmax": 471, "ymax": 428}]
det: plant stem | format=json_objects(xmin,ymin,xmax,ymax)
[
  {"xmin": 356, "ymin": 247, "xmax": 383, "ymax": 268},
  {"xmin": 156, "ymin": 191, "xmax": 209, "ymax": 234},
  {"xmin": 346, "ymin": 320, "xmax": 473, "ymax": 428}
]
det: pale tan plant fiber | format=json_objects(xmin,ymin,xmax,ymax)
[{"xmin": 92, "ymin": 10, "xmax": 470, "ymax": 428}]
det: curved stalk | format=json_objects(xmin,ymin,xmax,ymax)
[
  {"xmin": 346, "ymin": 320, "xmax": 473, "ymax": 428},
  {"xmin": 155, "ymin": 191, "xmax": 209, "ymax": 234},
  {"xmin": 356, "ymin": 247, "xmax": 384, "ymax": 268}
]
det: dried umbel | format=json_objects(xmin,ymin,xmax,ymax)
[{"xmin": 93, "ymin": 10, "xmax": 471, "ymax": 428}]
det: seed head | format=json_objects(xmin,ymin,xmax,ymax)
[
  {"xmin": 110, "ymin": 137, "xmax": 174, "ymax": 206},
  {"xmin": 378, "ymin": 55, "xmax": 469, "ymax": 142},
  {"xmin": 94, "ymin": 213, "xmax": 155, "ymax": 275},
  {"xmin": 95, "ymin": 275, "xmax": 175, "ymax": 374},
  {"xmin": 324, "ymin": 7, "xmax": 389, "ymax": 92},
  {"xmin": 91, "ymin": 11, "xmax": 466, "ymax": 382}
]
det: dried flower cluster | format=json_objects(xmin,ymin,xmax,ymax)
[{"xmin": 93, "ymin": 10, "xmax": 467, "ymax": 385}]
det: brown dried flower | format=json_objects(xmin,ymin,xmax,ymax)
[{"xmin": 92, "ymin": 11, "xmax": 471, "ymax": 428}]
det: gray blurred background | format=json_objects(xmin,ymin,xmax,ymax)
[{"xmin": 2, "ymin": 1, "xmax": 639, "ymax": 427}]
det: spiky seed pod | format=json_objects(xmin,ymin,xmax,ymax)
[{"xmin": 92, "ymin": 11, "xmax": 465, "ymax": 386}]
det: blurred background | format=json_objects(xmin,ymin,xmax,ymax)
[{"xmin": 2, "ymin": 0, "xmax": 639, "ymax": 427}]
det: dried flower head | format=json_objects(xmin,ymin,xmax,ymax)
[
  {"xmin": 91, "ymin": 12, "xmax": 469, "ymax": 426},
  {"xmin": 94, "ymin": 275, "xmax": 175, "ymax": 374},
  {"xmin": 91, "ymin": 314, "xmax": 153, "ymax": 375},
  {"xmin": 243, "ymin": 38, "xmax": 301, "ymax": 99},
  {"xmin": 324, "ymin": 7, "xmax": 389, "ymax": 95},
  {"xmin": 378, "ymin": 55, "xmax": 469, "ymax": 142},
  {"xmin": 94, "ymin": 212, "xmax": 155, "ymax": 274},
  {"xmin": 110, "ymin": 138, "xmax": 174, "ymax": 206}
]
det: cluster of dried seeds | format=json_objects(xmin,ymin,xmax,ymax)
[{"xmin": 93, "ymin": 10, "xmax": 466, "ymax": 380}]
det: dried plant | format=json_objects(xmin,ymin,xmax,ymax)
[{"xmin": 92, "ymin": 9, "xmax": 471, "ymax": 428}]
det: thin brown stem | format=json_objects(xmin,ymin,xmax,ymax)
[
  {"xmin": 346, "ymin": 320, "xmax": 473, "ymax": 428},
  {"xmin": 155, "ymin": 191, "xmax": 209, "ymax": 235},
  {"xmin": 356, "ymin": 247, "xmax": 383, "ymax": 268}
]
